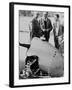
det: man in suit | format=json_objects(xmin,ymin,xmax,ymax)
[
  {"xmin": 29, "ymin": 12, "xmax": 43, "ymax": 39},
  {"xmin": 53, "ymin": 14, "xmax": 64, "ymax": 49},
  {"xmin": 39, "ymin": 12, "xmax": 52, "ymax": 42}
]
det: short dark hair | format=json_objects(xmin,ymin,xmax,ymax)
[
  {"xmin": 56, "ymin": 14, "xmax": 59, "ymax": 18},
  {"xmin": 44, "ymin": 12, "xmax": 48, "ymax": 15}
]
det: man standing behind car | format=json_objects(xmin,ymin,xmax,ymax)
[
  {"xmin": 29, "ymin": 12, "xmax": 43, "ymax": 39},
  {"xmin": 53, "ymin": 14, "xmax": 64, "ymax": 49},
  {"xmin": 39, "ymin": 12, "xmax": 52, "ymax": 42}
]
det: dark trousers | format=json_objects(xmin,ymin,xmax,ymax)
[
  {"xmin": 54, "ymin": 36, "xmax": 59, "ymax": 49},
  {"xmin": 43, "ymin": 31, "xmax": 50, "ymax": 42}
]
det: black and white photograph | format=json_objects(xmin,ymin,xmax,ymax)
[
  {"xmin": 9, "ymin": 2, "xmax": 70, "ymax": 87},
  {"xmin": 19, "ymin": 10, "xmax": 64, "ymax": 79}
]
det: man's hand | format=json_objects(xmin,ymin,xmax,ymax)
[{"xmin": 42, "ymin": 29, "xmax": 45, "ymax": 31}]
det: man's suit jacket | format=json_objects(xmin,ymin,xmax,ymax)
[{"xmin": 39, "ymin": 17, "xmax": 52, "ymax": 32}]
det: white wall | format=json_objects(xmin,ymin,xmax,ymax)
[{"xmin": 0, "ymin": 0, "xmax": 72, "ymax": 90}]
